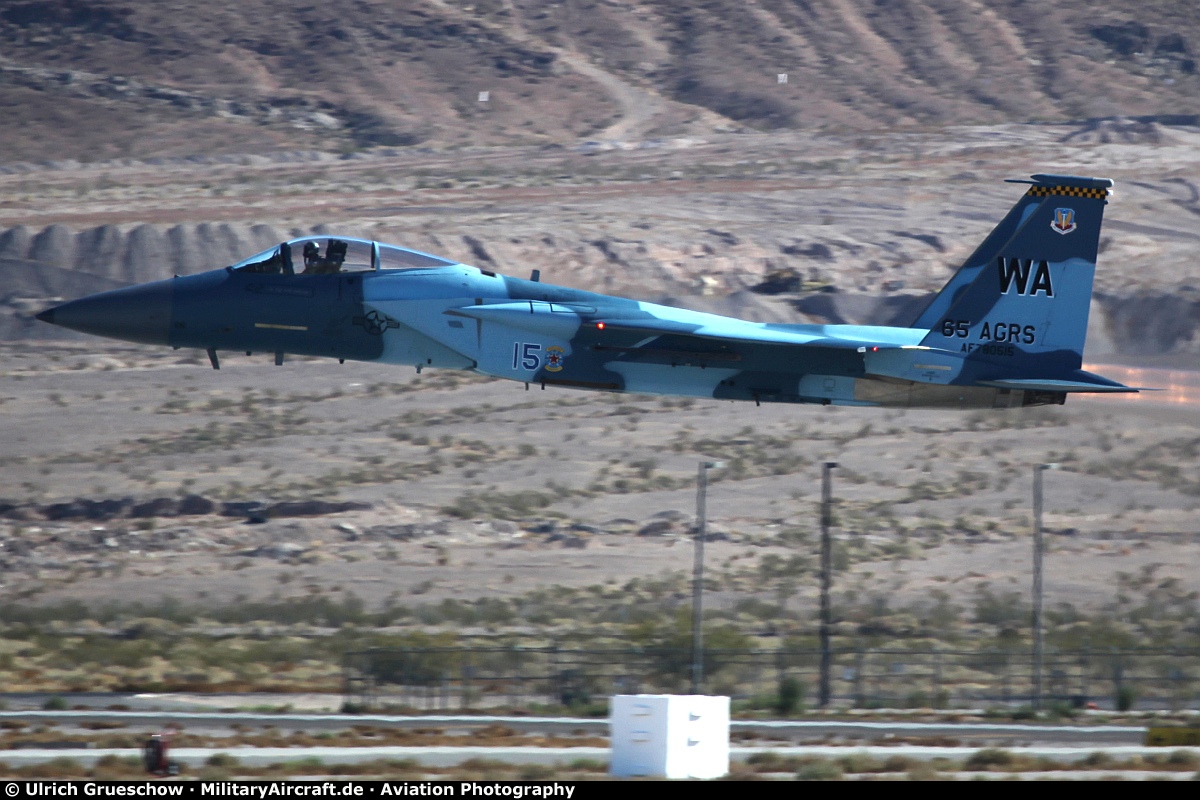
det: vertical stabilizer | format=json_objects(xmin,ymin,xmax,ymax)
[
  {"xmin": 910, "ymin": 184, "xmax": 1049, "ymax": 330},
  {"xmin": 918, "ymin": 174, "xmax": 1112, "ymax": 373}
]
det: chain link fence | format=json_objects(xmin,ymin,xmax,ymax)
[{"xmin": 344, "ymin": 643, "xmax": 1200, "ymax": 712}]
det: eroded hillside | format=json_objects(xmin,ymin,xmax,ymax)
[{"xmin": 0, "ymin": 1, "xmax": 1197, "ymax": 162}]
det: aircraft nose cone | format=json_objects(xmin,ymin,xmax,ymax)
[{"xmin": 38, "ymin": 280, "xmax": 174, "ymax": 345}]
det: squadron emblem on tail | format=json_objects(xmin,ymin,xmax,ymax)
[{"xmin": 1051, "ymin": 207, "xmax": 1077, "ymax": 235}]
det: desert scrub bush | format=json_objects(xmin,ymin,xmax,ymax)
[
  {"xmin": 745, "ymin": 751, "xmax": 798, "ymax": 772},
  {"xmin": 776, "ymin": 526, "xmax": 811, "ymax": 546},
  {"xmin": 18, "ymin": 757, "xmax": 83, "ymax": 779},
  {"xmin": 964, "ymin": 748, "xmax": 1018, "ymax": 770},
  {"xmin": 441, "ymin": 490, "xmax": 556, "ymax": 520},
  {"xmin": 972, "ymin": 588, "xmax": 1030, "ymax": 627},
  {"xmin": 518, "ymin": 764, "xmax": 555, "ymax": 780},
  {"xmin": 1083, "ymin": 438, "xmax": 1200, "ymax": 495},
  {"xmin": 627, "ymin": 611, "xmax": 754, "ymax": 686},
  {"xmin": 90, "ymin": 755, "xmax": 144, "ymax": 779},
  {"xmin": 586, "ymin": 460, "xmax": 686, "ymax": 494},
  {"xmin": 837, "ymin": 753, "xmax": 884, "ymax": 773},
  {"xmin": 902, "ymin": 479, "xmax": 949, "ymax": 502},
  {"xmin": 758, "ymin": 554, "xmax": 812, "ymax": 581},
  {"xmin": 415, "ymin": 598, "xmax": 514, "ymax": 627},
  {"xmin": 676, "ymin": 431, "xmax": 812, "ymax": 479},
  {"xmin": 796, "ymin": 759, "xmax": 843, "ymax": 780},
  {"xmin": 1116, "ymin": 683, "xmax": 1139, "ymax": 711},
  {"xmin": 129, "ymin": 415, "xmax": 311, "ymax": 457},
  {"xmin": 777, "ymin": 676, "xmax": 805, "ymax": 715},
  {"xmin": 732, "ymin": 597, "xmax": 784, "ymax": 622}
]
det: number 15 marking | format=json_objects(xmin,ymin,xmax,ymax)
[{"xmin": 513, "ymin": 342, "xmax": 542, "ymax": 371}]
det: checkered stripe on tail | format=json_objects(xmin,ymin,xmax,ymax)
[{"xmin": 1026, "ymin": 186, "xmax": 1109, "ymax": 200}]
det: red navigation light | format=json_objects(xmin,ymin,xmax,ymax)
[
  {"xmin": 871, "ymin": 346, "xmax": 879, "ymax": 352},
  {"xmin": 596, "ymin": 322, "xmax": 606, "ymax": 330}
]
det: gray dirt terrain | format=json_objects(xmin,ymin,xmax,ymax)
[
  {"xmin": 1, "ymin": 121, "xmax": 1198, "ymax": 625},
  {"xmin": 1, "ymin": 336, "xmax": 1197, "ymax": 619}
]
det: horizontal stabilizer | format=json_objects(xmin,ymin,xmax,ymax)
[{"xmin": 978, "ymin": 378, "xmax": 1140, "ymax": 393}]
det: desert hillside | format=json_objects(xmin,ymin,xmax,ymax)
[{"xmin": 0, "ymin": 1, "xmax": 1197, "ymax": 161}]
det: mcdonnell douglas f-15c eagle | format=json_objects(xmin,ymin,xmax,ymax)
[{"xmin": 37, "ymin": 174, "xmax": 1140, "ymax": 408}]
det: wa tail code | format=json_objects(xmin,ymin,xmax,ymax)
[{"xmin": 998, "ymin": 258, "xmax": 1053, "ymax": 297}]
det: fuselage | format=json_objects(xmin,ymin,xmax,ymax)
[
  {"xmin": 37, "ymin": 237, "xmax": 1062, "ymax": 410},
  {"xmin": 38, "ymin": 176, "xmax": 1136, "ymax": 408}
]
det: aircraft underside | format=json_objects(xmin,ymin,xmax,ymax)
[{"xmin": 367, "ymin": 333, "xmax": 1064, "ymax": 408}]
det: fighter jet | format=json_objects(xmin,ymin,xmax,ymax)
[{"xmin": 37, "ymin": 174, "xmax": 1138, "ymax": 408}]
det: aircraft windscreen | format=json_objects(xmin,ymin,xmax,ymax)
[
  {"xmin": 377, "ymin": 244, "xmax": 457, "ymax": 269},
  {"xmin": 231, "ymin": 238, "xmax": 457, "ymax": 275},
  {"xmin": 230, "ymin": 245, "xmax": 285, "ymax": 273}
]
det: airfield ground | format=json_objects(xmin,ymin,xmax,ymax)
[
  {"xmin": 1, "ymin": 128, "xmax": 1199, "ymax": 787},
  {"xmin": 1, "ymin": 338, "xmax": 1198, "ymax": 627}
]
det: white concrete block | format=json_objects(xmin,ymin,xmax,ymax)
[{"xmin": 610, "ymin": 694, "xmax": 730, "ymax": 779}]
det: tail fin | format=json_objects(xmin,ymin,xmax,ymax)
[{"xmin": 917, "ymin": 174, "xmax": 1113, "ymax": 372}]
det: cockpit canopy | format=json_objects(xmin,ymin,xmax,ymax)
[{"xmin": 230, "ymin": 236, "xmax": 459, "ymax": 276}]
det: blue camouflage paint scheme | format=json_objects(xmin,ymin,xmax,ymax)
[{"xmin": 36, "ymin": 175, "xmax": 1138, "ymax": 409}]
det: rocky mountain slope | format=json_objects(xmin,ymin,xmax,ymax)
[{"xmin": 0, "ymin": 1, "xmax": 1198, "ymax": 162}]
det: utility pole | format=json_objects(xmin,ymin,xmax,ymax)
[
  {"xmin": 1032, "ymin": 463, "xmax": 1056, "ymax": 710},
  {"xmin": 819, "ymin": 461, "xmax": 838, "ymax": 708},
  {"xmin": 692, "ymin": 461, "xmax": 722, "ymax": 695}
]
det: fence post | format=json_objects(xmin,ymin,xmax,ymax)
[
  {"xmin": 853, "ymin": 646, "xmax": 864, "ymax": 708},
  {"xmin": 933, "ymin": 649, "xmax": 942, "ymax": 708},
  {"xmin": 550, "ymin": 642, "xmax": 560, "ymax": 706},
  {"xmin": 819, "ymin": 462, "xmax": 837, "ymax": 708},
  {"xmin": 776, "ymin": 649, "xmax": 785, "ymax": 708},
  {"xmin": 1080, "ymin": 646, "xmax": 1090, "ymax": 706},
  {"xmin": 508, "ymin": 648, "xmax": 517, "ymax": 709},
  {"xmin": 1111, "ymin": 648, "xmax": 1123, "ymax": 710}
]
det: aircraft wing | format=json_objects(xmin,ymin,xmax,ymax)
[{"xmin": 447, "ymin": 302, "xmax": 930, "ymax": 351}]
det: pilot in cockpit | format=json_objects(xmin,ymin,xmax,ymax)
[
  {"xmin": 302, "ymin": 241, "xmax": 321, "ymax": 271},
  {"xmin": 325, "ymin": 239, "xmax": 348, "ymax": 272},
  {"xmin": 301, "ymin": 240, "xmax": 348, "ymax": 275}
]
